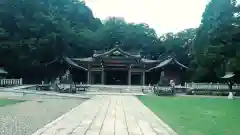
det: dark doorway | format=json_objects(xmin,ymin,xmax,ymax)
[
  {"xmin": 131, "ymin": 72, "xmax": 141, "ymax": 85},
  {"xmin": 92, "ymin": 71, "xmax": 101, "ymax": 84},
  {"xmin": 105, "ymin": 70, "xmax": 128, "ymax": 85},
  {"xmin": 71, "ymin": 68, "xmax": 87, "ymax": 84}
]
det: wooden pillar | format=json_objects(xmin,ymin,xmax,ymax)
[
  {"xmin": 101, "ymin": 67, "xmax": 105, "ymax": 85},
  {"xmin": 128, "ymin": 65, "xmax": 131, "ymax": 85},
  {"xmin": 142, "ymin": 71, "xmax": 145, "ymax": 86},
  {"xmin": 87, "ymin": 71, "xmax": 91, "ymax": 84},
  {"xmin": 87, "ymin": 65, "xmax": 91, "ymax": 84}
]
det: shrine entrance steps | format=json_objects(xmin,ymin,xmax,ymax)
[{"xmin": 84, "ymin": 85, "xmax": 151, "ymax": 93}]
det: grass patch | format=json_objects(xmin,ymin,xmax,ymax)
[
  {"xmin": 138, "ymin": 95, "xmax": 240, "ymax": 135},
  {"xmin": 0, "ymin": 98, "xmax": 25, "ymax": 107}
]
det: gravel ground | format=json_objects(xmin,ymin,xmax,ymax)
[{"xmin": 0, "ymin": 94, "xmax": 85, "ymax": 135}]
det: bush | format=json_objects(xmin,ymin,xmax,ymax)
[
  {"xmin": 186, "ymin": 89, "xmax": 193, "ymax": 95},
  {"xmin": 185, "ymin": 89, "xmax": 238, "ymax": 96},
  {"xmin": 154, "ymin": 87, "xmax": 175, "ymax": 96}
]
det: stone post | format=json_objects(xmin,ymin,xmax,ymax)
[{"xmin": 20, "ymin": 78, "xmax": 23, "ymax": 85}]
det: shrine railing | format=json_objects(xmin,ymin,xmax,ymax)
[
  {"xmin": 0, "ymin": 78, "xmax": 23, "ymax": 86},
  {"xmin": 184, "ymin": 82, "xmax": 240, "ymax": 90}
]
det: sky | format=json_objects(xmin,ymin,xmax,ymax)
[{"xmin": 85, "ymin": 0, "xmax": 209, "ymax": 35}]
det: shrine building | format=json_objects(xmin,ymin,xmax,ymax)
[{"xmin": 63, "ymin": 45, "xmax": 188, "ymax": 85}]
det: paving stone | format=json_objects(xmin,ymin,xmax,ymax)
[
  {"xmin": 89, "ymin": 101, "xmax": 108, "ymax": 131},
  {"xmin": 85, "ymin": 129, "xmax": 99, "ymax": 135},
  {"xmin": 33, "ymin": 95, "xmax": 177, "ymax": 135},
  {"xmin": 138, "ymin": 120, "xmax": 156, "ymax": 135},
  {"xmin": 70, "ymin": 126, "xmax": 88, "ymax": 135}
]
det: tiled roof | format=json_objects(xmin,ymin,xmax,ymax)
[
  {"xmin": 63, "ymin": 57, "xmax": 88, "ymax": 71},
  {"xmin": 147, "ymin": 57, "xmax": 188, "ymax": 71},
  {"xmin": 93, "ymin": 45, "xmax": 141, "ymax": 58},
  {"xmin": 0, "ymin": 68, "xmax": 8, "ymax": 74},
  {"xmin": 221, "ymin": 72, "xmax": 235, "ymax": 79},
  {"xmin": 72, "ymin": 57, "xmax": 94, "ymax": 62}
]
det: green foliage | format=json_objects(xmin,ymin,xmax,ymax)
[
  {"xmin": 0, "ymin": 0, "xmax": 192, "ymax": 83},
  {"xmin": 189, "ymin": 0, "xmax": 240, "ymax": 82},
  {"xmin": 1, "ymin": 0, "xmax": 239, "ymax": 83},
  {"xmin": 0, "ymin": 0, "xmax": 101, "ymax": 82},
  {"xmin": 0, "ymin": 99, "xmax": 25, "ymax": 107}
]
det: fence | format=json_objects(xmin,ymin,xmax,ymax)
[
  {"xmin": 184, "ymin": 82, "xmax": 240, "ymax": 90},
  {"xmin": 0, "ymin": 78, "xmax": 23, "ymax": 86}
]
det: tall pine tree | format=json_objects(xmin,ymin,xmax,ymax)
[{"xmin": 191, "ymin": 0, "xmax": 239, "ymax": 81}]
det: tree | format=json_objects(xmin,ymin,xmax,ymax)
[
  {"xmin": 92, "ymin": 17, "xmax": 160, "ymax": 57},
  {"xmin": 159, "ymin": 28, "xmax": 197, "ymax": 65},
  {"xmin": 190, "ymin": 0, "xmax": 240, "ymax": 82},
  {"xmin": 0, "ymin": 0, "xmax": 101, "ymax": 82}
]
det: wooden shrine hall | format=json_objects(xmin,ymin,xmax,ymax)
[{"xmin": 63, "ymin": 45, "xmax": 188, "ymax": 85}]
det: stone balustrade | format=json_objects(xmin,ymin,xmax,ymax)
[{"xmin": 0, "ymin": 78, "xmax": 22, "ymax": 86}]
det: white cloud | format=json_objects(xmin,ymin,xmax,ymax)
[{"xmin": 85, "ymin": 0, "xmax": 208, "ymax": 35}]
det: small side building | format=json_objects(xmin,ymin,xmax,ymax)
[
  {"xmin": 0, "ymin": 67, "xmax": 8, "ymax": 79},
  {"xmin": 147, "ymin": 55, "xmax": 188, "ymax": 85}
]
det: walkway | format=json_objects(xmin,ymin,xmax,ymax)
[
  {"xmin": 32, "ymin": 95, "xmax": 177, "ymax": 135},
  {"xmin": 0, "ymin": 85, "xmax": 35, "ymax": 91}
]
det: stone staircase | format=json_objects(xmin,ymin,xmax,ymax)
[{"xmin": 86, "ymin": 85, "xmax": 151, "ymax": 93}]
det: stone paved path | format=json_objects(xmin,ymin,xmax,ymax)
[{"xmin": 32, "ymin": 95, "xmax": 177, "ymax": 135}]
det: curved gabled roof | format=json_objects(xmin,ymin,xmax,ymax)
[
  {"xmin": 70, "ymin": 46, "xmax": 161, "ymax": 64},
  {"xmin": 63, "ymin": 57, "xmax": 88, "ymax": 71},
  {"xmin": 221, "ymin": 72, "xmax": 235, "ymax": 79},
  {"xmin": 147, "ymin": 56, "xmax": 188, "ymax": 71},
  {"xmin": 0, "ymin": 68, "xmax": 8, "ymax": 74},
  {"xmin": 72, "ymin": 57, "xmax": 159, "ymax": 64},
  {"xmin": 93, "ymin": 45, "xmax": 141, "ymax": 58},
  {"xmin": 141, "ymin": 58, "xmax": 160, "ymax": 63},
  {"xmin": 72, "ymin": 57, "xmax": 94, "ymax": 62}
]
